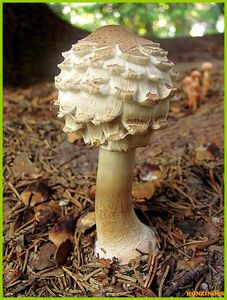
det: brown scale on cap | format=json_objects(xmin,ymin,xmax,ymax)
[{"xmin": 82, "ymin": 25, "xmax": 157, "ymax": 55}]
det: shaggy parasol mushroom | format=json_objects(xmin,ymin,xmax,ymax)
[{"xmin": 55, "ymin": 25, "xmax": 178, "ymax": 264}]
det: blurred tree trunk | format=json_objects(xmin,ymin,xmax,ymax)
[{"xmin": 3, "ymin": 3, "xmax": 88, "ymax": 87}]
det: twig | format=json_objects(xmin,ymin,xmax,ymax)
[
  {"xmin": 7, "ymin": 182, "xmax": 22, "ymax": 201},
  {"xmin": 62, "ymin": 267, "xmax": 85, "ymax": 293},
  {"xmin": 22, "ymin": 249, "xmax": 29, "ymax": 273},
  {"xmin": 163, "ymin": 265, "xmax": 209, "ymax": 297},
  {"xmin": 83, "ymin": 268, "xmax": 103, "ymax": 282},
  {"xmin": 195, "ymin": 273, "xmax": 206, "ymax": 290},
  {"xmin": 144, "ymin": 255, "xmax": 158, "ymax": 288},
  {"xmin": 167, "ymin": 237, "xmax": 191, "ymax": 259},
  {"xmin": 115, "ymin": 272, "xmax": 137, "ymax": 283},
  {"xmin": 15, "ymin": 217, "xmax": 36, "ymax": 233},
  {"xmin": 158, "ymin": 265, "xmax": 170, "ymax": 297},
  {"xmin": 170, "ymin": 183, "xmax": 195, "ymax": 208}
]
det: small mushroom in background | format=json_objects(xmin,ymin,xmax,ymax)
[
  {"xmin": 191, "ymin": 69, "xmax": 201, "ymax": 108},
  {"xmin": 182, "ymin": 76, "xmax": 193, "ymax": 108},
  {"xmin": 201, "ymin": 62, "xmax": 213, "ymax": 98},
  {"xmin": 190, "ymin": 81, "xmax": 200, "ymax": 111},
  {"xmin": 54, "ymin": 25, "xmax": 178, "ymax": 264},
  {"xmin": 190, "ymin": 69, "xmax": 201, "ymax": 86}
]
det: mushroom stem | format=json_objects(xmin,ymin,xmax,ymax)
[
  {"xmin": 201, "ymin": 71, "xmax": 210, "ymax": 98},
  {"xmin": 182, "ymin": 76, "xmax": 193, "ymax": 108},
  {"xmin": 95, "ymin": 148, "xmax": 156, "ymax": 264},
  {"xmin": 191, "ymin": 81, "xmax": 199, "ymax": 112},
  {"xmin": 201, "ymin": 62, "xmax": 213, "ymax": 98}
]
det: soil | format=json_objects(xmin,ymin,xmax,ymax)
[{"xmin": 3, "ymin": 35, "xmax": 224, "ymax": 297}]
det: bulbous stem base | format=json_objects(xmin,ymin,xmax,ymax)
[{"xmin": 95, "ymin": 148, "xmax": 157, "ymax": 264}]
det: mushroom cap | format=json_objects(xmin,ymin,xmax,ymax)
[
  {"xmin": 55, "ymin": 25, "xmax": 178, "ymax": 151},
  {"xmin": 191, "ymin": 70, "xmax": 201, "ymax": 79},
  {"xmin": 182, "ymin": 76, "xmax": 193, "ymax": 86},
  {"xmin": 201, "ymin": 62, "xmax": 213, "ymax": 71}
]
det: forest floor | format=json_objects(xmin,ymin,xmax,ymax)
[{"xmin": 3, "ymin": 46, "xmax": 224, "ymax": 296}]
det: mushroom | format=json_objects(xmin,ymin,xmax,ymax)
[
  {"xmin": 190, "ymin": 70, "xmax": 201, "ymax": 110},
  {"xmin": 190, "ymin": 70, "xmax": 201, "ymax": 86},
  {"xmin": 182, "ymin": 76, "xmax": 193, "ymax": 108},
  {"xmin": 54, "ymin": 25, "xmax": 178, "ymax": 264},
  {"xmin": 201, "ymin": 62, "xmax": 213, "ymax": 98},
  {"xmin": 190, "ymin": 81, "xmax": 200, "ymax": 111}
]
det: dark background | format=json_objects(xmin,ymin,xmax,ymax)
[{"xmin": 3, "ymin": 3, "xmax": 224, "ymax": 87}]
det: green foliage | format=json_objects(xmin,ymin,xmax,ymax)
[{"xmin": 49, "ymin": 2, "xmax": 224, "ymax": 38}]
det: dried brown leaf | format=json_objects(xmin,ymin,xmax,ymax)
[
  {"xmin": 55, "ymin": 239, "xmax": 73, "ymax": 266},
  {"xmin": 31, "ymin": 242, "xmax": 56, "ymax": 271},
  {"xmin": 177, "ymin": 257, "xmax": 206, "ymax": 270},
  {"xmin": 195, "ymin": 144, "xmax": 216, "ymax": 161},
  {"xmin": 132, "ymin": 181, "xmax": 160, "ymax": 200},
  {"xmin": 67, "ymin": 131, "xmax": 82, "ymax": 143},
  {"xmin": 34, "ymin": 200, "xmax": 61, "ymax": 225},
  {"xmin": 77, "ymin": 211, "xmax": 95, "ymax": 232},
  {"xmin": 20, "ymin": 180, "xmax": 49, "ymax": 207},
  {"xmin": 95, "ymin": 258, "xmax": 112, "ymax": 268},
  {"xmin": 12, "ymin": 153, "xmax": 41, "ymax": 178},
  {"xmin": 201, "ymin": 219, "xmax": 219, "ymax": 240},
  {"xmin": 49, "ymin": 215, "xmax": 74, "ymax": 247}
]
